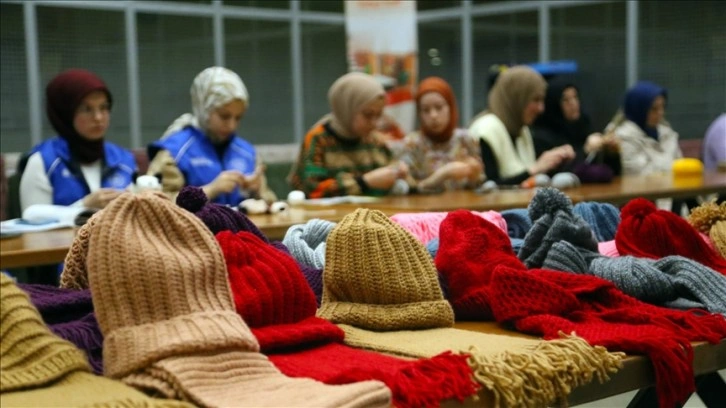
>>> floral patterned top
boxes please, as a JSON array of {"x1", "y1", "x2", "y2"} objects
[{"x1": 398, "y1": 128, "x2": 482, "y2": 190}]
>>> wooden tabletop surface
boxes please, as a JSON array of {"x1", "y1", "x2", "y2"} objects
[{"x1": 2, "y1": 172, "x2": 724, "y2": 269}]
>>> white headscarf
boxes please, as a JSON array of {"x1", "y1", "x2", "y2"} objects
[{"x1": 162, "y1": 66, "x2": 249, "y2": 138}]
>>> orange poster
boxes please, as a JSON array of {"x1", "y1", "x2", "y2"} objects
[{"x1": 345, "y1": 0, "x2": 418, "y2": 139}]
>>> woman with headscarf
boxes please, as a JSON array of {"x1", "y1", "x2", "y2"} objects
[
  {"x1": 468, "y1": 66, "x2": 575, "y2": 185},
  {"x1": 532, "y1": 79, "x2": 621, "y2": 175},
  {"x1": 606, "y1": 81, "x2": 681, "y2": 175},
  {"x1": 398, "y1": 77, "x2": 483, "y2": 192},
  {"x1": 289, "y1": 72, "x2": 410, "y2": 198},
  {"x1": 20, "y1": 69, "x2": 136, "y2": 212},
  {"x1": 147, "y1": 66, "x2": 276, "y2": 205}
]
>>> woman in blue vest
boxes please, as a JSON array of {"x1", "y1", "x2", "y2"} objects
[
  {"x1": 147, "y1": 66, "x2": 276, "y2": 205},
  {"x1": 20, "y1": 69, "x2": 136, "y2": 212}
]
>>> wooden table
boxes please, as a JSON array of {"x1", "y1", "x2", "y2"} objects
[
  {"x1": 572, "y1": 171, "x2": 726, "y2": 205},
  {"x1": 362, "y1": 171, "x2": 726, "y2": 213},
  {"x1": 0, "y1": 206, "x2": 367, "y2": 269},
  {"x1": 453, "y1": 321, "x2": 726, "y2": 406}
]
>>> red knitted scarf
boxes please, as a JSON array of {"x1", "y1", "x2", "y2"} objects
[{"x1": 435, "y1": 210, "x2": 726, "y2": 408}]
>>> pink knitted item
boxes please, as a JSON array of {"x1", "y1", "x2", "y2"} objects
[
  {"x1": 598, "y1": 241, "x2": 619, "y2": 257},
  {"x1": 390, "y1": 211, "x2": 507, "y2": 244}
]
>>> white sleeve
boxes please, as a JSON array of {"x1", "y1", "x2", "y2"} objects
[{"x1": 19, "y1": 152, "x2": 54, "y2": 213}]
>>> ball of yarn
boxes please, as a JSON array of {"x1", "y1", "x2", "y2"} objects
[
  {"x1": 287, "y1": 190, "x2": 306, "y2": 204},
  {"x1": 551, "y1": 172, "x2": 581, "y2": 189}
]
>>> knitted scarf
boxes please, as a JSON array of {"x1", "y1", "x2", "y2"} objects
[{"x1": 435, "y1": 209, "x2": 726, "y2": 408}]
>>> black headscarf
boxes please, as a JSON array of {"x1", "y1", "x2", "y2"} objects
[{"x1": 533, "y1": 79, "x2": 592, "y2": 161}]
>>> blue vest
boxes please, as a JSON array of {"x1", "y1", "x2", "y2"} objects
[
  {"x1": 149, "y1": 127, "x2": 257, "y2": 205},
  {"x1": 31, "y1": 137, "x2": 136, "y2": 206}
]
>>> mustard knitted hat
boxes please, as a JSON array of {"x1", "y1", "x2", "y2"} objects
[
  {"x1": 688, "y1": 200, "x2": 726, "y2": 259},
  {"x1": 0, "y1": 274, "x2": 191, "y2": 408},
  {"x1": 318, "y1": 208, "x2": 454, "y2": 330},
  {"x1": 86, "y1": 192, "x2": 390, "y2": 408}
]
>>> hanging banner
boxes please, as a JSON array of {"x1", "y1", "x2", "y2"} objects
[{"x1": 345, "y1": 0, "x2": 418, "y2": 140}]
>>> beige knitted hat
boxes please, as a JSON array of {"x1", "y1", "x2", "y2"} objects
[
  {"x1": 318, "y1": 208, "x2": 454, "y2": 330},
  {"x1": 59, "y1": 212, "x2": 99, "y2": 290},
  {"x1": 0, "y1": 273, "x2": 191, "y2": 408},
  {"x1": 86, "y1": 192, "x2": 390, "y2": 408}
]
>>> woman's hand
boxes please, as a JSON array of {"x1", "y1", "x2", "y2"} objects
[
  {"x1": 363, "y1": 163, "x2": 408, "y2": 190},
  {"x1": 83, "y1": 188, "x2": 123, "y2": 209},
  {"x1": 530, "y1": 145, "x2": 574, "y2": 174},
  {"x1": 203, "y1": 170, "x2": 246, "y2": 199}
]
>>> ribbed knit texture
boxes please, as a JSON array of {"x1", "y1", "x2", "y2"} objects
[
  {"x1": 318, "y1": 208, "x2": 455, "y2": 330},
  {"x1": 59, "y1": 213, "x2": 99, "y2": 289},
  {"x1": 542, "y1": 241, "x2": 726, "y2": 315},
  {"x1": 390, "y1": 210, "x2": 507, "y2": 244},
  {"x1": 500, "y1": 208, "x2": 532, "y2": 238},
  {"x1": 572, "y1": 201, "x2": 621, "y2": 242},
  {"x1": 17, "y1": 284, "x2": 102, "y2": 374},
  {"x1": 218, "y1": 230, "x2": 478, "y2": 408},
  {"x1": 318, "y1": 210, "x2": 622, "y2": 408},
  {"x1": 176, "y1": 185, "x2": 269, "y2": 241},
  {"x1": 282, "y1": 218, "x2": 335, "y2": 269},
  {"x1": 435, "y1": 209, "x2": 726, "y2": 408},
  {"x1": 616, "y1": 198, "x2": 726, "y2": 274},
  {"x1": 688, "y1": 200, "x2": 726, "y2": 258},
  {"x1": 519, "y1": 188, "x2": 598, "y2": 268},
  {"x1": 0, "y1": 274, "x2": 191, "y2": 408},
  {"x1": 85, "y1": 192, "x2": 391, "y2": 408}
]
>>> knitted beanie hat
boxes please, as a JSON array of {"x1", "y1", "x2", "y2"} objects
[
  {"x1": 319, "y1": 208, "x2": 454, "y2": 331},
  {"x1": 688, "y1": 200, "x2": 726, "y2": 258},
  {"x1": 519, "y1": 187, "x2": 598, "y2": 268},
  {"x1": 616, "y1": 198, "x2": 726, "y2": 274},
  {"x1": 282, "y1": 218, "x2": 336, "y2": 269},
  {"x1": 218, "y1": 230, "x2": 343, "y2": 352},
  {"x1": 436, "y1": 210, "x2": 525, "y2": 319},
  {"x1": 86, "y1": 192, "x2": 391, "y2": 408},
  {"x1": 0, "y1": 274, "x2": 192, "y2": 408},
  {"x1": 390, "y1": 210, "x2": 507, "y2": 244},
  {"x1": 500, "y1": 208, "x2": 532, "y2": 238},
  {"x1": 177, "y1": 185, "x2": 268, "y2": 241},
  {"x1": 573, "y1": 201, "x2": 621, "y2": 242},
  {"x1": 59, "y1": 212, "x2": 100, "y2": 289}
]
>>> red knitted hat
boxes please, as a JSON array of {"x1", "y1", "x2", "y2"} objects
[
  {"x1": 216, "y1": 230, "x2": 479, "y2": 407},
  {"x1": 615, "y1": 198, "x2": 726, "y2": 274},
  {"x1": 216, "y1": 231, "x2": 342, "y2": 352},
  {"x1": 435, "y1": 209, "x2": 526, "y2": 320}
]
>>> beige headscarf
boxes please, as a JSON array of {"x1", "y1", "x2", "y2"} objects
[
  {"x1": 162, "y1": 66, "x2": 249, "y2": 138},
  {"x1": 322, "y1": 72, "x2": 385, "y2": 140},
  {"x1": 486, "y1": 66, "x2": 547, "y2": 138}
]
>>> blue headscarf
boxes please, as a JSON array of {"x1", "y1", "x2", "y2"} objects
[{"x1": 623, "y1": 81, "x2": 667, "y2": 140}]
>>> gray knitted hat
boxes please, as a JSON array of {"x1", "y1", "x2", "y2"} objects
[
  {"x1": 518, "y1": 187, "x2": 598, "y2": 268},
  {"x1": 543, "y1": 241, "x2": 726, "y2": 315},
  {"x1": 573, "y1": 202, "x2": 621, "y2": 242},
  {"x1": 282, "y1": 219, "x2": 336, "y2": 269}
]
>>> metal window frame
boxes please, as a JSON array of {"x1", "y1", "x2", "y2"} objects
[{"x1": 6, "y1": 0, "x2": 632, "y2": 149}]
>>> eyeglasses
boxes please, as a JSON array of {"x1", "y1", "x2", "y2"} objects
[{"x1": 76, "y1": 104, "x2": 110, "y2": 118}]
